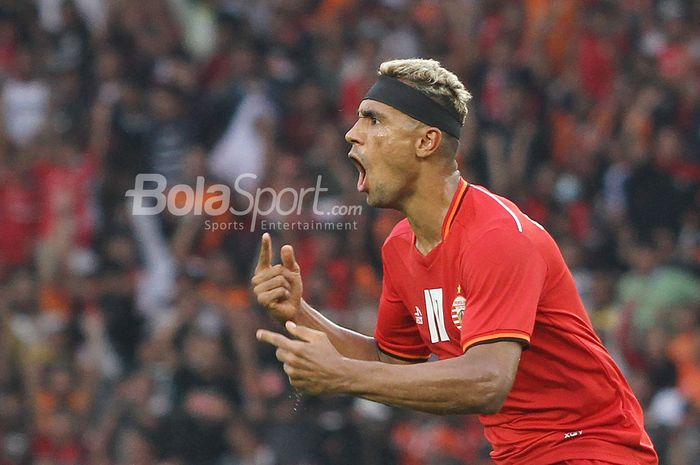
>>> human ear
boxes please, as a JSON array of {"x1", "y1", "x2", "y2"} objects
[{"x1": 415, "y1": 127, "x2": 442, "y2": 159}]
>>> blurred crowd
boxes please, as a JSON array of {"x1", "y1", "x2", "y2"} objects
[{"x1": 0, "y1": 0, "x2": 699, "y2": 464}]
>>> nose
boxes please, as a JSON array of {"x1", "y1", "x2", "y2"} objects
[{"x1": 345, "y1": 119, "x2": 362, "y2": 145}]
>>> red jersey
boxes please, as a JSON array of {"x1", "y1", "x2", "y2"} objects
[
  {"x1": 0, "y1": 176, "x2": 37, "y2": 265},
  {"x1": 34, "y1": 152, "x2": 99, "y2": 246},
  {"x1": 375, "y1": 179, "x2": 658, "y2": 465}
]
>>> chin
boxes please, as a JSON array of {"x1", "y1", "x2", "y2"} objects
[
  {"x1": 365, "y1": 191, "x2": 395, "y2": 209},
  {"x1": 366, "y1": 196, "x2": 383, "y2": 208},
  {"x1": 364, "y1": 192, "x2": 380, "y2": 207}
]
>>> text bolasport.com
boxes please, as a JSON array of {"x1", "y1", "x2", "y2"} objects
[{"x1": 125, "y1": 173, "x2": 362, "y2": 232}]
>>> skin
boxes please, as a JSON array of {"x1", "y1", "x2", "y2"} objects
[{"x1": 251, "y1": 98, "x2": 522, "y2": 415}]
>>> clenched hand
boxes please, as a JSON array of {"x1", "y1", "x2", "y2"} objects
[{"x1": 257, "y1": 321, "x2": 352, "y2": 395}]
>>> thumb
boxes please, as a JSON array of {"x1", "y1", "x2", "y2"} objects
[
  {"x1": 285, "y1": 321, "x2": 322, "y2": 342},
  {"x1": 281, "y1": 245, "x2": 300, "y2": 272}
]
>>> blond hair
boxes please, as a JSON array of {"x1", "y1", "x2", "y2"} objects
[{"x1": 378, "y1": 58, "x2": 472, "y2": 126}]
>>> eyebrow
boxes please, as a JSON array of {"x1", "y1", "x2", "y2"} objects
[{"x1": 358, "y1": 108, "x2": 384, "y2": 120}]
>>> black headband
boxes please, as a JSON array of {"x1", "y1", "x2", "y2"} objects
[{"x1": 363, "y1": 75, "x2": 463, "y2": 139}]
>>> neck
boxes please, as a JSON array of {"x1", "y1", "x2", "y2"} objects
[{"x1": 402, "y1": 170, "x2": 462, "y2": 255}]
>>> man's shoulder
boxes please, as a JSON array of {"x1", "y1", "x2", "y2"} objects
[
  {"x1": 449, "y1": 186, "x2": 514, "y2": 238},
  {"x1": 382, "y1": 218, "x2": 412, "y2": 251},
  {"x1": 454, "y1": 185, "x2": 546, "y2": 239}
]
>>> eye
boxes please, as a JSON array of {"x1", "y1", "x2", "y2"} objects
[{"x1": 358, "y1": 112, "x2": 379, "y2": 125}]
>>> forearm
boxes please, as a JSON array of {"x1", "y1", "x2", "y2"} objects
[
  {"x1": 294, "y1": 299, "x2": 380, "y2": 362},
  {"x1": 342, "y1": 350, "x2": 513, "y2": 415}
]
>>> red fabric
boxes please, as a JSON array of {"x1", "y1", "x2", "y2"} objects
[
  {"x1": 477, "y1": 14, "x2": 504, "y2": 54},
  {"x1": 568, "y1": 200, "x2": 592, "y2": 241},
  {"x1": 390, "y1": 417, "x2": 483, "y2": 465},
  {"x1": 657, "y1": 160, "x2": 700, "y2": 184},
  {"x1": 578, "y1": 32, "x2": 615, "y2": 100},
  {"x1": 325, "y1": 258, "x2": 352, "y2": 310},
  {"x1": 0, "y1": 46, "x2": 15, "y2": 74},
  {"x1": 551, "y1": 461, "x2": 621, "y2": 465},
  {"x1": 339, "y1": 76, "x2": 374, "y2": 124},
  {"x1": 658, "y1": 43, "x2": 690, "y2": 79},
  {"x1": 34, "y1": 152, "x2": 99, "y2": 246},
  {"x1": 31, "y1": 436, "x2": 84, "y2": 465},
  {"x1": 375, "y1": 180, "x2": 658, "y2": 465},
  {"x1": 0, "y1": 176, "x2": 37, "y2": 265},
  {"x1": 480, "y1": 69, "x2": 509, "y2": 123}
]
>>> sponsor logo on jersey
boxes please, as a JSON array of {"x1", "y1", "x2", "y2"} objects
[{"x1": 414, "y1": 306, "x2": 423, "y2": 324}]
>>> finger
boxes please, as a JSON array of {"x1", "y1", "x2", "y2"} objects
[
  {"x1": 285, "y1": 321, "x2": 324, "y2": 342},
  {"x1": 253, "y1": 275, "x2": 291, "y2": 296},
  {"x1": 256, "y1": 288, "x2": 289, "y2": 307},
  {"x1": 256, "y1": 329, "x2": 295, "y2": 350},
  {"x1": 281, "y1": 244, "x2": 300, "y2": 272},
  {"x1": 255, "y1": 233, "x2": 273, "y2": 272},
  {"x1": 275, "y1": 348, "x2": 288, "y2": 363},
  {"x1": 276, "y1": 348, "x2": 300, "y2": 365},
  {"x1": 283, "y1": 363, "x2": 296, "y2": 378},
  {"x1": 251, "y1": 264, "x2": 286, "y2": 287},
  {"x1": 282, "y1": 363, "x2": 309, "y2": 380}
]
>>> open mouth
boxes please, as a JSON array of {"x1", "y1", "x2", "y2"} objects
[{"x1": 349, "y1": 153, "x2": 367, "y2": 192}]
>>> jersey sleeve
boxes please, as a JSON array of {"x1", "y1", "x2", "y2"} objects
[
  {"x1": 460, "y1": 228, "x2": 547, "y2": 351},
  {"x1": 374, "y1": 251, "x2": 431, "y2": 362}
]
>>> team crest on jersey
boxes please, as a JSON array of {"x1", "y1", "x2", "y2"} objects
[{"x1": 451, "y1": 287, "x2": 466, "y2": 329}]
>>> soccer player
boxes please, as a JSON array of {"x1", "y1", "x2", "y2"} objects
[{"x1": 251, "y1": 59, "x2": 658, "y2": 465}]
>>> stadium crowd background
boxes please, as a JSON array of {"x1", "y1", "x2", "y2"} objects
[{"x1": 0, "y1": 0, "x2": 699, "y2": 464}]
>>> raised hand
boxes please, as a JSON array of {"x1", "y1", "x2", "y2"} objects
[{"x1": 251, "y1": 233, "x2": 303, "y2": 323}]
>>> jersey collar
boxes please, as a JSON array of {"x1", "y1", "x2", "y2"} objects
[
  {"x1": 441, "y1": 177, "x2": 469, "y2": 241},
  {"x1": 411, "y1": 177, "x2": 469, "y2": 267}
]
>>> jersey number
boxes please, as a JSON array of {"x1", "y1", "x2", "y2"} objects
[{"x1": 424, "y1": 288, "x2": 450, "y2": 343}]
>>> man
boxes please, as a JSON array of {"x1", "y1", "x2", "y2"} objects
[{"x1": 251, "y1": 59, "x2": 658, "y2": 465}]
